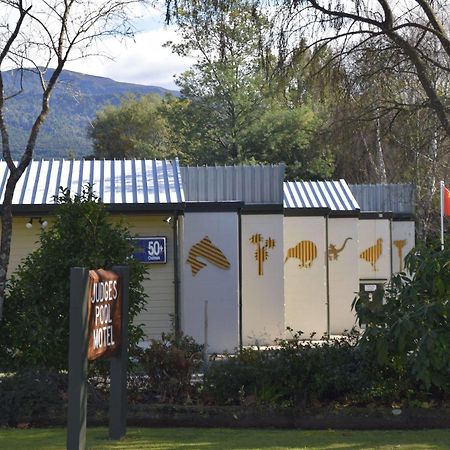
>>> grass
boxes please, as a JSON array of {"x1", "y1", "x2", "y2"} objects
[{"x1": 0, "y1": 427, "x2": 449, "y2": 449}]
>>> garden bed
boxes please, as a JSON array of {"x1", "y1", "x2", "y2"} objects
[{"x1": 15, "y1": 403, "x2": 450, "y2": 430}]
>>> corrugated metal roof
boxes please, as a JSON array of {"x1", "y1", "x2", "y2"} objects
[
  {"x1": 181, "y1": 164, "x2": 285, "y2": 204},
  {"x1": 283, "y1": 180, "x2": 360, "y2": 211},
  {"x1": 349, "y1": 183, "x2": 415, "y2": 215},
  {"x1": 0, "y1": 159, "x2": 185, "y2": 205}
]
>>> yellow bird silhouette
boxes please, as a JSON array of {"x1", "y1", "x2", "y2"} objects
[{"x1": 360, "y1": 238, "x2": 383, "y2": 271}]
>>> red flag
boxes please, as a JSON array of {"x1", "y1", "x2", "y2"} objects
[{"x1": 445, "y1": 186, "x2": 450, "y2": 217}]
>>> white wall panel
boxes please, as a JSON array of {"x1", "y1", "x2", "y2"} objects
[
  {"x1": 242, "y1": 214, "x2": 284, "y2": 345},
  {"x1": 358, "y1": 219, "x2": 391, "y2": 280},
  {"x1": 328, "y1": 217, "x2": 359, "y2": 333},
  {"x1": 181, "y1": 212, "x2": 239, "y2": 353},
  {"x1": 284, "y1": 216, "x2": 327, "y2": 339}
]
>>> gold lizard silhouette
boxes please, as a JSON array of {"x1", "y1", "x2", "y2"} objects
[{"x1": 328, "y1": 237, "x2": 352, "y2": 261}]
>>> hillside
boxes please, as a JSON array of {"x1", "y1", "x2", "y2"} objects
[{"x1": 2, "y1": 69, "x2": 178, "y2": 159}]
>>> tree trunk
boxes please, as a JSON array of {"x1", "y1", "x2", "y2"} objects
[
  {"x1": 0, "y1": 173, "x2": 20, "y2": 321},
  {"x1": 418, "y1": 132, "x2": 439, "y2": 241},
  {"x1": 376, "y1": 118, "x2": 387, "y2": 183}
]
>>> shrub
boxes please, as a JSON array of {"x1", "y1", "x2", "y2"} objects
[
  {"x1": 0, "y1": 369, "x2": 67, "y2": 426},
  {"x1": 204, "y1": 330, "x2": 372, "y2": 407},
  {"x1": 0, "y1": 185, "x2": 147, "y2": 371},
  {"x1": 137, "y1": 329, "x2": 204, "y2": 404},
  {"x1": 353, "y1": 244, "x2": 450, "y2": 395}
]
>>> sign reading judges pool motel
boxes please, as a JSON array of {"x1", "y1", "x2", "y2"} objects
[{"x1": 88, "y1": 269, "x2": 122, "y2": 361}]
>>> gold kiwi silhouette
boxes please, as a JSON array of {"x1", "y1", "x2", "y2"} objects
[
  {"x1": 360, "y1": 238, "x2": 383, "y2": 271},
  {"x1": 285, "y1": 240, "x2": 317, "y2": 269}
]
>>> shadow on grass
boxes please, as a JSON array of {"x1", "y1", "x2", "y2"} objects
[{"x1": 0, "y1": 427, "x2": 449, "y2": 449}]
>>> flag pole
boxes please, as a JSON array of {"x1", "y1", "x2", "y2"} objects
[{"x1": 440, "y1": 181, "x2": 445, "y2": 251}]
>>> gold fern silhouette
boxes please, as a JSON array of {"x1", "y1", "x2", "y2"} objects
[
  {"x1": 250, "y1": 234, "x2": 276, "y2": 276},
  {"x1": 360, "y1": 238, "x2": 383, "y2": 271}
]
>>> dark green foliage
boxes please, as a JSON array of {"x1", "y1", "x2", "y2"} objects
[
  {"x1": 0, "y1": 185, "x2": 147, "y2": 370},
  {"x1": 136, "y1": 329, "x2": 204, "y2": 404},
  {"x1": 0, "y1": 369, "x2": 67, "y2": 426},
  {"x1": 203, "y1": 331, "x2": 371, "y2": 407},
  {"x1": 353, "y1": 245, "x2": 450, "y2": 395},
  {"x1": 89, "y1": 94, "x2": 174, "y2": 159}
]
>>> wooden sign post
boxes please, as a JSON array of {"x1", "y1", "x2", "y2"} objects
[
  {"x1": 108, "y1": 265, "x2": 129, "y2": 440},
  {"x1": 67, "y1": 266, "x2": 129, "y2": 450}
]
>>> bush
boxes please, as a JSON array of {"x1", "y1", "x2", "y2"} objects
[
  {"x1": 353, "y1": 244, "x2": 450, "y2": 396},
  {"x1": 203, "y1": 330, "x2": 372, "y2": 407},
  {"x1": 136, "y1": 329, "x2": 204, "y2": 404},
  {"x1": 0, "y1": 185, "x2": 147, "y2": 371},
  {"x1": 0, "y1": 369, "x2": 67, "y2": 426}
]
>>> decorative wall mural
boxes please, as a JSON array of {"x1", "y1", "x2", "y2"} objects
[
  {"x1": 328, "y1": 237, "x2": 352, "y2": 261},
  {"x1": 360, "y1": 238, "x2": 383, "y2": 271},
  {"x1": 285, "y1": 240, "x2": 317, "y2": 269},
  {"x1": 393, "y1": 239, "x2": 407, "y2": 272},
  {"x1": 186, "y1": 236, "x2": 230, "y2": 276},
  {"x1": 249, "y1": 233, "x2": 276, "y2": 276}
]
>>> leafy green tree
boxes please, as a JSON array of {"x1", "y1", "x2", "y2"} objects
[
  {"x1": 242, "y1": 103, "x2": 334, "y2": 179},
  {"x1": 166, "y1": 0, "x2": 271, "y2": 163},
  {"x1": 89, "y1": 94, "x2": 174, "y2": 159},
  {"x1": 0, "y1": 185, "x2": 147, "y2": 370},
  {"x1": 163, "y1": 0, "x2": 333, "y2": 178},
  {"x1": 353, "y1": 245, "x2": 450, "y2": 394}
]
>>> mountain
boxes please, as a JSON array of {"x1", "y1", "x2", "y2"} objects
[{"x1": 2, "y1": 68, "x2": 179, "y2": 159}]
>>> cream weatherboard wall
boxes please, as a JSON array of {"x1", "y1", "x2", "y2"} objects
[
  {"x1": 8, "y1": 217, "x2": 49, "y2": 275},
  {"x1": 111, "y1": 214, "x2": 175, "y2": 342},
  {"x1": 284, "y1": 216, "x2": 327, "y2": 338},
  {"x1": 242, "y1": 214, "x2": 284, "y2": 345},
  {"x1": 358, "y1": 218, "x2": 392, "y2": 280},
  {"x1": 7, "y1": 214, "x2": 176, "y2": 343},
  {"x1": 180, "y1": 211, "x2": 239, "y2": 353},
  {"x1": 328, "y1": 217, "x2": 359, "y2": 333},
  {"x1": 392, "y1": 221, "x2": 415, "y2": 274}
]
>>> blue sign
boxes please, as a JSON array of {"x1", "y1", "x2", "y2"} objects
[{"x1": 132, "y1": 237, "x2": 167, "y2": 264}]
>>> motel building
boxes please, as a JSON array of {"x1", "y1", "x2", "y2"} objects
[{"x1": 0, "y1": 159, "x2": 415, "y2": 353}]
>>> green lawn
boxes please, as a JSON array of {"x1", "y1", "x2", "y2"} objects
[{"x1": 0, "y1": 428, "x2": 449, "y2": 449}]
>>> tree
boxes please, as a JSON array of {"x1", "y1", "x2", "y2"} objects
[
  {"x1": 165, "y1": 0, "x2": 450, "y2": 155},
  {"x1": 167, "y1": 0, "x2": 274, "y2": 163},
  {"x1": 0, "y1": 185, "x2": 147, "y2": 370},
  {"x1": 89, "y1": 94, "x2": 174, "y2": 159},
  {"x1": 163, "y1": 0, "x2": 333, "y2": 178},
  {"x1": 270, "y1": 0, "x2": 450, "y2": 137},
  {"x1": 0, "y1": 0, "x2": 143, "y2": 321},
  {"x1": 310, "y1": 36, "x2": 450, "y2": 239}
]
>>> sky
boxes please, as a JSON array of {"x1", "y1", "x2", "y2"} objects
[{"x1": 65, "y1": 4, "x2": 194, "y2": 91}]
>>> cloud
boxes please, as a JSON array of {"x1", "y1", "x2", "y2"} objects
[{"x1": 66, "y1": 27, "x2": 195, "y2": 90}]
